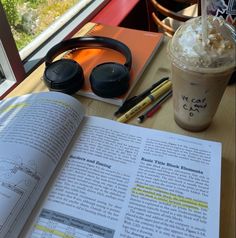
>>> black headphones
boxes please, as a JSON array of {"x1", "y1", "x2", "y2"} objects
[{"x1": 43, "y1": 36, "x2": 132, "y2": 98}]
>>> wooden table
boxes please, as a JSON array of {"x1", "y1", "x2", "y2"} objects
[{"x1": 5, "y1": 27, "x2": 235, "y2": 238}]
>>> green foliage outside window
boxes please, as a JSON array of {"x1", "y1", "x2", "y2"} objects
[
  {"x1": 1, "y1": 0, "x2": 18, "y2": 26},
  {"x1": 1, "y1": 0, "x2": 79, "y2": 50}
]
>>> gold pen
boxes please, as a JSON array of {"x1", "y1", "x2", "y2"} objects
[{"x1": 117, "y1": 80, "x2": 172, "y2": 123}]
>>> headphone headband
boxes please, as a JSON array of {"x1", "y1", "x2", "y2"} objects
[{"x1": 45, "y1": 36, "x2": 132, "y2": 70}]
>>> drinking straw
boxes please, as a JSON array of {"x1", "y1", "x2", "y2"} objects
[{"x1": 201, "y1": 0, "x2": 210, "y2": 46}]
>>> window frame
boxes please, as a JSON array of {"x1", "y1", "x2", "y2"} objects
[
  {"x1": 0, "y1": 0, "x2": 110, "y2": 99},
  {"x1": 0, "y1": 3, "x2": 25, "y2": 98}
]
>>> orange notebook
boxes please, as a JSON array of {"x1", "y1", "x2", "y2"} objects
[{"x1": 65, "y1": 22, "x2": 164, "y2": 105}]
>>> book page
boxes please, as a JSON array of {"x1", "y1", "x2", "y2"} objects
[
  {"x1": 29, "y1": 116, "x2": 221, "y2": 238},
  {"x1": 0, "y1": 92, "x2": 85, "y2": 238}
]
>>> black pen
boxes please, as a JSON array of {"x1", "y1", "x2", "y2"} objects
[{"x1": 114, "y1": 77, "x2": 169, "y2": 116}]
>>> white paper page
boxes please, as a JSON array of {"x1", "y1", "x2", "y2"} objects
[
  {"x1": 28, "y1": 116, "x2": 221, "y2": 238},
  {"x1": 0, "y1": 92, "x2": 85, "y2": 238}
]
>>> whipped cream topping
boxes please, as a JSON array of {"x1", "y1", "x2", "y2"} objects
[{"x1": 169, "y1": 16, "x2": 235, "y2": 70}]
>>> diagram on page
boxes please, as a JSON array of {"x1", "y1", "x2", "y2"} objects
[{"x1": 0, "y1": 155, "x2": 41, "y2": 232}]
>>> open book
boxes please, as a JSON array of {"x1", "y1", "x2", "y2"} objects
[{"x1": 0, "y1": 92, "x2": 221, "y2": 238}]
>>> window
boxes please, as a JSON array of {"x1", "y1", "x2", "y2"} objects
[{"x1": 0, "y1": 0, "x2": 110, "y2": 98}]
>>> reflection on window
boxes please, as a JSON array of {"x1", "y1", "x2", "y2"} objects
[
  {"x1": 1, "y1": 0, "x2": 90, "y2": 51},
  {"x1": 0, "y1": 65, "x2": 5, "y2": 84}
]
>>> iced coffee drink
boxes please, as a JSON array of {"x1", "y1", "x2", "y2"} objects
[{"x1": 168, "y1": 16, "x2": 236, "y2": 131}]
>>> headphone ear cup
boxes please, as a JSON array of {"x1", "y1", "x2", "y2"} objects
[
  {"x1": 43, "y1": 59, "x2": 84, "y2": 95},
  {"x1": 90, "y1": 62, "x2": 130, "y2": 98}
]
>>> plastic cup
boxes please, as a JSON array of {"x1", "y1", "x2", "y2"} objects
[{"x1": 168, "y1": 16, "x2": 236, "y2": 131}]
